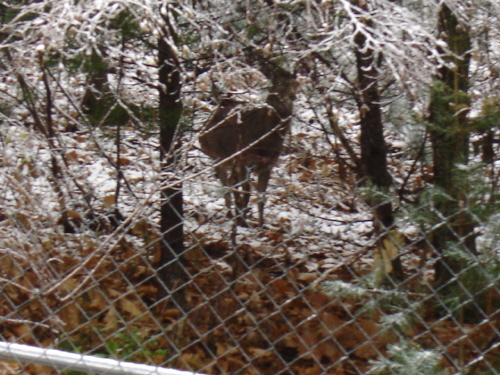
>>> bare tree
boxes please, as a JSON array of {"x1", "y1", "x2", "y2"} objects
[{"x1": 157, "y1": 2, "x2": 188, "y2": 308}]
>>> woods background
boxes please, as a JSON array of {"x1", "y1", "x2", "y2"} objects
[{"x1": 1, "y1": 0, "x2": 500, "y2": 374}]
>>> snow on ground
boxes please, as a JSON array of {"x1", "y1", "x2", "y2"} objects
[{"x1": 0, "y1": 83, "x2": 443, "y2": 288}]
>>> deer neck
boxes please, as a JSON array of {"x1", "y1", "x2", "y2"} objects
[{"x1": 266, "y1": 93, "x2": 293, "y2": 119}]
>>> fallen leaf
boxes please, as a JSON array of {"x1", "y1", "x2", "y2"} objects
[{"x1": 119, "y1": 297, "x2": 144, "y2": 317}]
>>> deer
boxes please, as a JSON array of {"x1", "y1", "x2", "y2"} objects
[{"x1": 199, "y1": 66, "x2": 298, "y2": 227}]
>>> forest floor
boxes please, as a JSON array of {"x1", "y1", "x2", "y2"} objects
[{"x1": 1, "y1": 107, "x2": 499, "y2": 375}]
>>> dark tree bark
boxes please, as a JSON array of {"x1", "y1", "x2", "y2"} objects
[
  {"x1": 352, "y1": 0, "x2": 403, "y2": 282},
  {"x1": 157, "y1": 18, "x2": 187, "y2": 309},
  {"x1": 428, "y1": 4, "x2": 476, "y2": 286},
  {"x1": 81, "y1": 48, "x2": 110, "y2": 126},
  {"x1": 40, "y1": 63, "x2": 75, "y2": 234}
]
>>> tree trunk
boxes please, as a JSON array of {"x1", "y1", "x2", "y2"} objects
[
  {"x1": 352, "y1": 0, "x2": 403, "y2": 282},
  {"x1": 81, "y1": 48, "x2": 110, "y2": 126},
  {"x1": 157, "y1": 25, "x2": 187, "y2": 309},
  {"x1": 428, "y1": 4, "x2": 476, "y2": 286}
]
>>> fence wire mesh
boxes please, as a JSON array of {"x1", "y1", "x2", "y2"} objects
[
  {"x1": 1, "y1": 105, "x2": 499, "y2": 375},
  {"x1": 1, "y1": 1, "x2": 500, "y2": 375}
]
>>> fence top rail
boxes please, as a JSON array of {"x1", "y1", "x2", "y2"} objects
[{"x1": 0, "y1": 342, "x2": 208, "y2": 375}]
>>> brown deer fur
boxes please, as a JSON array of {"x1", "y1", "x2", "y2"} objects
[{"x1": 199, "y1": 68, "x2": 297, "y2": 226}]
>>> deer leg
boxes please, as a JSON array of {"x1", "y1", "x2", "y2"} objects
[
  {"x1": 214, "y1": 165, "x2": 233, "y2": 218},
  {"x1": 256, "y1": 169, "x2": 271, "y2": 226},
  {"x1": 238, "y1": 179, "x2": 252, "y2": 227},
  {"x1": 233, "y1": 166, "x2": 251, "y2": 227}
]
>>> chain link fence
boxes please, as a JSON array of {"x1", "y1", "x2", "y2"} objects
[
  {"x1": 0, "y1": 2, "x2": 499, "y2": 373},
  {"x1": 1, "y1": 103, "x2": 499, "y2": 375}
]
